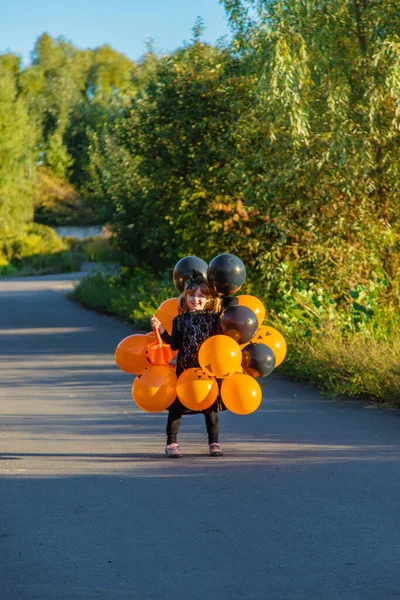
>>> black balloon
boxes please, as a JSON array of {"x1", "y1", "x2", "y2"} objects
[
  {"x1": 173, "y1": 256, "x2": 208, "y2": 293},
  {"x1": 207, "y1": 253, "x2": 246, "y2": 296},
  {"x1": 241, "y1": 342, "x2": 276, "y2": 378},
  {"x1": 219, "y1": 305, "x2": 258, "y2": 345}
]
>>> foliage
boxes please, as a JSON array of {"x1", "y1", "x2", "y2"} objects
[
  {"x1": 86, "y1": 40, "x2": 252, "y2": 269},
  {"x1": 0, "y1": 54, "x2": 38, "y2": 237},
  {"x1": 84, "y1": 3, "x2": 400, "y2": 325},
  {"x1": 19, "y1": 33, "x2": 137, "y2": 189},
  {"x1": 33, "y1": 165, "x2": 100, "y2": 225},
  {"x1": 69, "y1": 234, "x2": 120, "y2": 263},
  {"x1": 1, "y1": 222, "x2": 64, "y2": 257},
  {"x1": 0, "y1": 222, "x2": 80, "y2": 275}
]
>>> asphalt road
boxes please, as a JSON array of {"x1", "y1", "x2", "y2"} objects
[{"x1": 1, "y1": 269, "x2": 400, "y2": 600}]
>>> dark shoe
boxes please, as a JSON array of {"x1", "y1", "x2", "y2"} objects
[
  {"x1": 165, "y1": 443, "x2": 183, "y2": 458},
  {"x1": 209, "y1": 443, "x2": 223, "y2": 457}
]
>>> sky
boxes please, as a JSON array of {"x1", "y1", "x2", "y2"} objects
[{"x1": 0, "y1": 0, "x2": 232, "y2": 67}]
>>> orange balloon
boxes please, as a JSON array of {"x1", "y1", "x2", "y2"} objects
[
  {"x1": 176, "y1": 368, "x2": 218, "y2": 411},
  {"x1": 221, "y1": 373, "x2": 262, "y2": 415},
  {"x1": 198, "y1": 335, "x2": 242, "y2": 378},
  {"x1": 115, "y1": 334, "x2": 150, "y2": 374},
  {"x1": 156, "y1": 298, "x2": 180, "y2": 335},
  {"x1": 237, "y1": 295, "x2": 266, "y2": 326},
  {"x1": 132, "y1": 365, "x2": 177, "y2": 412},
  {"x1": 250, "y1": 326, "x2": 287, "y2": 367}
]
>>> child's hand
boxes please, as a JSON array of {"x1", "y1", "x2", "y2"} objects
[{"x1": 150, "y1": 314, "x2": 162, "y2": 331}]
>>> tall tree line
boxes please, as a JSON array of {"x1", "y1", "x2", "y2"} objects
[
  {"x1": 88, "y1": 0, "x2": 400, "y2": 315},
  {"x1": 0, "y1": 33, "x2": 141, "y2": 235}
]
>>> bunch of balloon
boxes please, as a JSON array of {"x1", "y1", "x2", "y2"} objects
[
  {"x1": 237, "y1": 305, "x2": 287, "y2": 405},
  {"x1": 198, "y1": 326, "x2": 265, "y2": 416},
  {"x1": 206, "y1": 254, "x2": 285, "y2": 415},
  {"x1": 114, "y1": 295, "x2": 180, "y2": 412},
  {"x1": 225, "y1": 288, "x2": 287, "y2": 375}
]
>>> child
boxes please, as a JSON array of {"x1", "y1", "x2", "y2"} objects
[{"x1": 150, "y1": 270, "x2": 225, "y2": 458}]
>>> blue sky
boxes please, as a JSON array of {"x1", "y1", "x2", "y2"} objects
[{"x1": 0, "y1": 0, "x2": 231, "y2": 67}]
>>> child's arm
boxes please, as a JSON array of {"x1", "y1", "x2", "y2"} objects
[
  {"x1": 160, "y1": 329, "x2": 174, "y2": 346},
  {"x1": 162, "y1": 317, "x2": 182, "y2": 350}
]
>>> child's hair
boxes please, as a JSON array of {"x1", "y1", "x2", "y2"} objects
[{"x1": 178, "y1": 277, "x2": 221, "y2": 313}]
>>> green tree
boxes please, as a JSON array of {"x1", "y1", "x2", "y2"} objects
[
  {"x1": 65, "y1": 44, "x2": 136, "y2": 189},
  {"x1": 19, "y1": 34, "x2": 137, "y2": 222},
  {"x1": 0, "y1": 54, "x2": 38, "y2": 236},
  {"x1": 20, "y1": 33, "x2": 92, "y2": 177},
  {"x1": 218, "y1": 0, "x2": 400, "y2": 313},
  {"x1": 87, "y1": 39, "x2": 250, "y2": 268}
]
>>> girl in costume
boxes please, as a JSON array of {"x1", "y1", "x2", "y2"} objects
[{"x1": 151, "y1": 270, "x2": 234, "y2": 458}]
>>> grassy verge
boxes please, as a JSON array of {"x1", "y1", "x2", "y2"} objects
[
  {"x1": 280, "y1": 327, "x2": 400, "y2": 405},
  {"x1": 72, "y1": 268, "x2": 400, "y2": 407}
]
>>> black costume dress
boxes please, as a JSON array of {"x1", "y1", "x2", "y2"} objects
[
  {"x1": 162, "y1": 311, "x2": 218, "y2": 375},
  {"x1": 161, "y1": 310, "x2": 224, "y2": 415}
]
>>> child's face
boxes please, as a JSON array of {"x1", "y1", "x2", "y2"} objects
[{"x1": 187, "y1": 287, "x2": 209, "y2": 311}]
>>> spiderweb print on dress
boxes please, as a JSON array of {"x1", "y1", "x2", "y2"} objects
[{"x1": 175, "y1": 312, "x2": 219, "y2": 375}]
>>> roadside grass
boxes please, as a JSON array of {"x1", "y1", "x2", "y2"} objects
[
  {"x1": 0, "y1": 249, "x2": 79, "y2": 276},
  {"x1": 72, "y1": 268, "x2": 400, "y2": 407},
  {"x1": 281, "y1": 327, "x2": 400, "y2": 405}
]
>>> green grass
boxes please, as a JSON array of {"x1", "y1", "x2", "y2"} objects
[{"x1": 281, "y1": 326, "x2": 400, "y2": 405}]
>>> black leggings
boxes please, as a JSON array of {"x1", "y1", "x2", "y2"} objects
[{"x1": 166, "y1": 400, "x2": 219, "y2": 445}]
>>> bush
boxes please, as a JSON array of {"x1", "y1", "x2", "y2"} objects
[
  {"x1": 33, "y1": 165, "x2": 100, "y2": 226},
  {"x1": 72, "y1": 267, "x2": 176, "y2": 330},
  {"x1": 1, "y1": 222, "x2": 64, "y2": 259},
  {"x1": 0, "y1": 222, "x2": 80, "y2": 275},
  {"x1": 70, "y1": 234, "x2": 120, "y2": 264}
]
